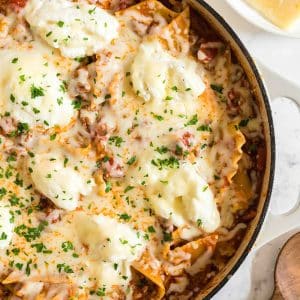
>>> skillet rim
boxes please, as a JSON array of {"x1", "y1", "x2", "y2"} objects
[{"x1": 189, "y1": 1, "x2": 276, "y2": 299}]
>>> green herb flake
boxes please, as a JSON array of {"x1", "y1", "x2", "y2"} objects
[
  {"x1": 50, "y1": 133, "x2": 57, "y2": 141},
  {"x1": 30, "y1": 85, "x2": 45, "y2": 98},
  {"x1": 163, "y1": 231, "x2": 172, "y2": 242},
  {"x1": 118, "y1": 213, "x2": 131, "y2": 221},
  {"x1": 57, "y1": 263, "x2": 74, "y2": 273},
  {"x1": 202, "y1": 185, "x2": 208, "y2": 192},
  {"x1": 151, "y1": 113, "x2": 164, "y2": 121},
  {"x1": 151, "y1": 156, "x2": 179, "y2": 170},
  {"x1": 165, "y1": 95, "x2": 173, "y2": 101},
  {"x1": 239, "y1": 118, "x2": 249, "y2": 127},
  {"x1": 11, "y1": 57, "x2": 18, "y2": 64},
  {"x1": 61, "y1": 241, "x2": 74, "y2": 252},
  {"x1": 105, "y1": 181, "x2": 112, "y2": 193},
  {"x1": 0, "y1": 232, "x2": 7, "y2": 240},
  {"x1": 126, "y1": 156, "x2": 136, "y2": 165},
  {"x1": 96, "y1": 287, "x2": 106, "y2": 296},
  {"x1": 10, "y1": 94, "x2": 15, "y2": 103},
  {"x1": 185, "y1": 114, "x2": 198, "y2": 126},
  {"x1": 197, "y1": 124, "x2": 212, "y2": 132},
  {"x1": 72, "y1": 98, "x2": 82, "y2": 110},
  {"x1": 57, "y1": 20, "x2": 64, "y2": 27},
  {"x1": 155, "y1": 146, "x2": 169, "y2": 154},
  {"x1": 108, "y1": 136, "x2": 124, "y2": 147},
  {"x1": 197, "y1": 219, "x2": 202, "y2": 227},
  {"x1": 210, "y1": 84, "x2": 223, "y2": 94},
  {"x1": 124, "y1": 185, "x2": 134, "y2": 193},
  {"x1": 148, "y1": 226, "x2": 156, "y2": 233}
]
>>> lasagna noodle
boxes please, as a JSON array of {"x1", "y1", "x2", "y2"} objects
[
  {"x1": 116, "y1": 0, "x2": 178, "y2": 21},
  {"x1": 158, "y1": 7, "x2": 190, "y2": 55},
  {"x1": 132, "y1": 250, "x2": 166, "y2": 300}
]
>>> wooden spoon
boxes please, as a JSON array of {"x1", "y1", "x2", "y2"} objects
[{"x1": 272, "y1": 232, "x2": 300, "y2": 300}]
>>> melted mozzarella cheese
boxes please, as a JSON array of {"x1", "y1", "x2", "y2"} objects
[
  {"x1": 75, "y1": 213, "x2": 145, "y2": 288},
  {"x1": 127, "y1": 150, "x2": 220, "y2": 233},
  {"x1": 24, "y1": 0, "x2": 119, "y2": 58},
  {"x1": 29, "y1": 142, "x2": 95, "y2": 210},
  {"x1": 131, "y1": 40, "x2": 205, "y2": 103},
  {"x1": 0, "y1": 205, "x2": 14, "y2": 249},
  {"x1": 0, "y1": 47, "x2": 75, "y2": 128}
]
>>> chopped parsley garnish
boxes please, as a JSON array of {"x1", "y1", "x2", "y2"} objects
[
  {"x1": 57, "y1": 97, "x2": 63, "y2": 105},
  {"x1": 0, "y1": 232, "x2": 7, "y2": 240},
  {"x1": 175, "y1": 144, "x2": 183, "y2": 156},
  {"x1": 239, "y1": 118, "x2": 250, "y2": 127},
  {"x1": 118, "y1": 213, "x2": 131, "y2": 221},
  {"x1": 50, "y1": 133, "x2": 57, "y2": 141},
  {"x1": 63, "y1": 157, "x2": 69, "y2": 167},
  {"x1": 210, "y1": 84, "x2": 223, "y2": 94},
  {"x1": 108, "y1": 136, "x2": 124, "y2": 147},
  {"x1": 14, "y1": 221, "x2": 48, "y2": 242},
  {"x1": 25, "y1": 259, "x2": 32, "y2": 276},
  {"x1": 119, "y1": 238, "x2": 128, "y2": 244},
  {"x1": 31, "y1": 242, "x2": 52, "y2": 254},
  {"x1": 15, "y1": 263, "x2": 23, "y2": 270},
  {"x1": 197, "y1": 219, "x2": 202, "y2": 227},
  {"x1": 30, "y1": 85, "x2": 45, "y2": 98},
  {"x1": 61, "y1": 241, "x2": 74, "y2": 252},
  {"x1": 126, "y1": 156, "x2": 136, "y2": 165},
  {"x1": 10, "y1": 94, "x2": 15, "y2": 103},
  {"x1": 105, "y1": 181, "x2": 112, "y2": 193},
  {"x1": 151, "y1": 113, "x2": 164, "y2": 121},
  {"x1": 124, "y1": 185, "x2": 134, "y2": 193},
  {"x1": 11, "y1": 248, "x2": 20, "y2": 255},
  {"x1": 162, "y1": 231, "x2": 173, "y2": 242},
  {"x1": 46, "y1": 31, "x2": 52, "y2": 37},
  {"x1": 11, "y1": 57, "x2": 18, "y2": 64},
  {"x1": 57, "y1": 263, "x2": 74, "y2": 273},
  {"x1": 59, "y1": 81, "x2": 67, "y2": 93},
  {"x1": 72, "y1": 97, "x2": 82, "y2": 110},
  {"x1": 202, "y1": 185, "x2": 208, "y2": 192},
  {"x1": 19, "y1": 74, "x2": 26, "y2": 82},
  {"x1": 32, "y1": 107, "x2": 40, "y2": 114},
  {"x1": 165, "y1": 95, "x2": 173, "y2": 101},
  {"x1": 88, "y1": 7, "x2": 96, "y2": 14},
  {"x1": 197, "y1": 124, "x2": 212, "y2": 132},
  {"x1": 57, "y1": 20, "x2": 64, "y2": 27},
  {"x1": 155, "y1": 146, "x2": 169, "y2": 154},
  {"x1": 171, "y1": 86, "x2": 178, "y2": 92},
  {"x1": 0, "y1": 187, "x2": 7, "y2": 199},
  {"x1": 96, "y1": 287, "x2": 106, "y2": 296},
  {"x1": 151, "y1": 156, "x2": 179, "y2": 170},
  {"x1": 9, "y1": 122, "x2": 29, "y2": 137},
  {"x1": 185, "y1": 114, "x2": 198, "y2": 126},
  {"x1": 148, "y1": 226, "x2": 156, "y2": 233}
]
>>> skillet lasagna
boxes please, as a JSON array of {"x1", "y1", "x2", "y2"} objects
[{"x1": 0, "y1": 0, "x2": 266, "y2": 299}]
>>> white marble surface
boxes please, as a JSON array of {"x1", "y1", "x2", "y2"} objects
[{"x1": 202, "y1": 1, "x2": 300, "y2": 299}]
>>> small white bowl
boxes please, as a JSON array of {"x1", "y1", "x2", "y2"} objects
[{"x1": 225, "y1": 0, "x2": 300, "y2": 38}]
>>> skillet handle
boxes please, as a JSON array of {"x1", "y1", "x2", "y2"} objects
[
  {"x1": 254, "y1": 208, "x2": 300, "y2": 250},
  {"x1": 256, "y1": 60, "x2": 300, "y2": 106},
  {"x1": 252, "y1": 60, "x2": 300, "y2": 250}
]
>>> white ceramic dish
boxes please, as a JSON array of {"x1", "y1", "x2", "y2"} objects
[{"x1": 225, "y1": 0, "x2": 300, "y2": 38}]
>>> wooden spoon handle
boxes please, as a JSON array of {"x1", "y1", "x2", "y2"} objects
[{"x1": 272, "y1": 284, "x2": 284, "y2": 300}]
